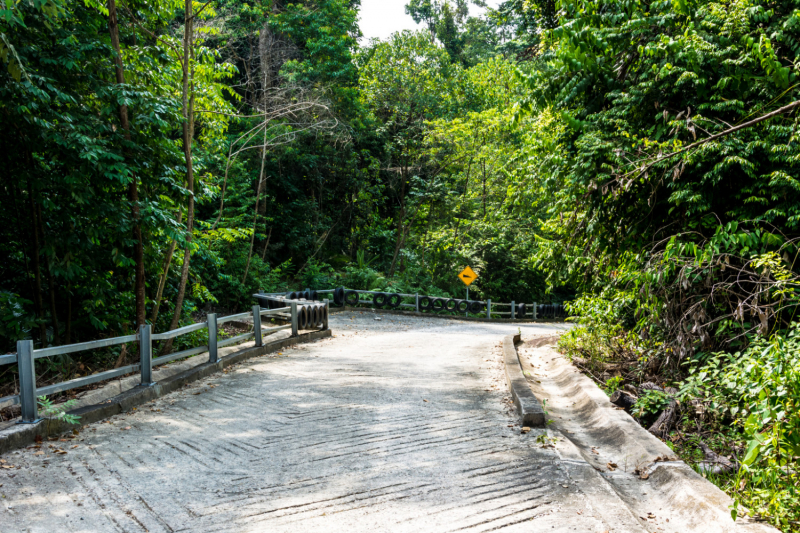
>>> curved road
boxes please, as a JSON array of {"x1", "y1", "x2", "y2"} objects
[{"x1": 3, "y1": 312, "x2": 668, "y2": 532}]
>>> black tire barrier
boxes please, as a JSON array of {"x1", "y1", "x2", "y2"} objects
[
  {"x1": 298, "y1": 306, "x2": 309, "y2": 329},
  {"x1": 432, "y1": 298, "x2": 445, "y2": 312},
  {"x1": 373, "y1": 292, "x2": 387, "y2": 308},
  {"x1": 319, "y1": 304, "x2": 328, "y2": 325},
  {"x1": 387, "y1": 293, "x2": 402, "y2": 308},
  {"x1": 469, "y1": 300, "x2": 483, "y2": 314},
  {"x1": 345, "y1": 290, "x2": 359, "y2": 306},
  {"x1": 303, "y1": 290, "x2": 312, "y2": 300},
  {"x1": 419, "y1": 296, "x2": 432, "y2": 311},
  {"x1": 310, "y1": 290, "x2": 319, "y2": 301},
  {"x1": 445, "y1": 299, "x2": 457, "y2": 312},
  {"x1": 287, "y1": 291, "x2": 296, "y2": 300},
  {"x1": 517, "y1": 303, "x2": 527, "y2": 319},
  {"x1": 333, "y1": 287, "x2": 344, "y2": 306},
  {"x1": 456, "y1": 300, "x2": 469, "y2": 313}
]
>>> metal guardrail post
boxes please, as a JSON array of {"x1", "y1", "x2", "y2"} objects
[
  {"x1": 533, "y1": 302, "x2": 538, "y2": 320},
  {"x1": 415, "y1": 294, "x2": 419, "y2": 313},
  {"x1": 140, "y1": 324, "x2": 153, "y2": 386},
  {"x1": 208, "y1": 313, "x2": 218, "y2": 363},
  {"x1": 252, "y1": 305, "x2": 263, "y2": 347},
  {"x1": 511, "y1": 301, "x2": 515, "y2": 320},
  {"x1": 323, "y1": 299, "x2": 329, "y2": 331},
  {"x1": 291, "y1": 301, "x2": 298, "y2": 337},
  {"x1": 487, "y1": 299, "x2": 492, "y2": 319},
  {"x1": 17, "y1": 340, "x2": 39, "y2": 424}
]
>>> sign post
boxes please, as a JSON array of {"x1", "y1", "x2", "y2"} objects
[{"x1": 458, "y1": 266, "x2": 478, "y2": 316}]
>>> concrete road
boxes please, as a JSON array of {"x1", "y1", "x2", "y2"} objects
[{"x1": 2, "y1": 312, "x2": 653, "y2": 533}]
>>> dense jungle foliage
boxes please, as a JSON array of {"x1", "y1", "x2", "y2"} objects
[{"x1": 1, "y1": 0, "x2": 799, "y2": 528}]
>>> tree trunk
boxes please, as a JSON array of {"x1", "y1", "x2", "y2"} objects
[
  {"x1": 27, "y1": 180, "x2": 48, "y2": 347},
  {"x1": 648, "y1": 387, "x2": 679, "y2": 439},
  {"x1": 151, "y1": 210, "x2": 183, "y2": 326},
  {"x1": 261, "y1": 226, "x2": 272, "y2": 261},
  {"x1": 610, "y1": 390, "x2": 637, "y2": 410},
  {"x1": 161, "y1": 3, "x2": 195, "y2": 355},
  {"x1": 65, "y1": 286, "x2": 72, "y2": 345},
  {"x1": 388, "y1": 165, "x2": 407, "y2": 276},
  {"x1": 107, "y1": 0, "x2": 145, "y2": 329},
  {"x1": 39, "y1": 204, "x2": 61, "y2": 345},
  {"x1": 482, "y1": 159, "x2": 486, "y2": 218},
  {"x1": 242, "y1": 125, "x2": 269, "y2": 284}
]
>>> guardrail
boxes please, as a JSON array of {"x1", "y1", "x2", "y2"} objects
[
  {"x1": 256, "y1": 288, "x2": 568, "y2": 320},
  {"x1": 2, "y1": 297, "x2": 329, "y2": 424}
]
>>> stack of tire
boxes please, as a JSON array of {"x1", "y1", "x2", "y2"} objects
[
  {"x1": 285, "y1": 290, "x2": 318, "y2": 302},
  {"x1": 536, "y1": 304, "x2": 565, "y2": 319},
  {"x1": 294, "y1": 302, "x2": 327, "y2": 330},
  {"x1": 335, "y1": 288, "x2": 404, "y2": 309},
  {"x1": 418, "y1": 297, "x2": 484, "y2": 314}
]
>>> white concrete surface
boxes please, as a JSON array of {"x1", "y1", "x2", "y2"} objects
[{"x1": 0, "y1": 312, "x2": 753, "y2": 532}]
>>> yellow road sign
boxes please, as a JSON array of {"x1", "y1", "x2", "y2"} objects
[{"x1": 458, "y1": 266, "x2": 478, "y2": 286}]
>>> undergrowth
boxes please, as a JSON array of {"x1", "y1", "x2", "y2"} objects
[{"x1": 560, "y1": 297, "x2": 800, "y2": 532}]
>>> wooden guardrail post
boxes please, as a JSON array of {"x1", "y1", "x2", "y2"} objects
[
  {"x1": 252, "y1": 305, "x2": 263, "y2": 347},
  {"x1": 140, "y1": 324, "x2": 153, "y2": 386},
  {"x1": 415, "y1": 294, "x2": 419, "y2": 313},
  {"x1": 511, "y1": 301, "x2": 515, "y2": 320},
  {"x1": 207, "y1": 313, "x2": 218, "y2": 363},
  {"x1": 533, "y1": 302, "x2": 538, "y2": 320},
  {"x1": 291, "y1": 301, "x2": 298, "y2": 337},
  {"x1": 323, "y1": 299, "x2": 329, "y2": 331},
  {"x1": 487, "y1": 299, "x2": 492, "y2": 319},
  {"x1": 17, "y1": 340, "x2": 39, "y2": 423}
]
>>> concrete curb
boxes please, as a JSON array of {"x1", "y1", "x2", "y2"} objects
[
  {"x1": 331, "y1": 305, "x2": 565, "y2": 324},
  {"x1": 502, "y1": 334, "x2": 546, "y2": 427},
  {"x1": 518, "y1": 340, "x2": 777, "y2": 532},
  {"x1": 0, "y1": 329, "x2": 331, "y2": 455}
]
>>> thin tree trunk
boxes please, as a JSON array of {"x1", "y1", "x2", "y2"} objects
[
  {"x1": 65, "y1": 285, "x2": 72, "y2": 345},
  {"x1": 108, "y1": 0, "x2": 145, "y2": 329},
  {"x1": 482, "y1": 159, "x2": 486, "y2": 218},
  {"x1": 151, "y1": 210, "x2": 183, "y2": 326},
  {"x1": 39, "y1": 204, "x2": 61, "y2": 345},
  {"x1": 242, "y1": 125, "x2": 269, "y2": 284},
  {"x1": 27, "y1": 180, "x2": 47, "y2": 347},
  {"x1": 261, "y1": 226, "x2": 272, "y2": 261},
  {"x1": 388, "y1": 165, "x2": 407, "y2": 276},
  {"x1": 161, "y1": 3, "x2": 195, "y2": 355}
]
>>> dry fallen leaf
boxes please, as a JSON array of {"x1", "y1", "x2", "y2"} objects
[
  {"x1": 33, "y1": 451, "x2": 44, "y2": 456},
  {"x1": 607, "y1": 462, "x2": 618, "y2": 471},
  {"x1": 1, "y1": 465, "x2": 13, "y2": 469},
  {"x1": 521, "y1": 427, "x2": 531, "y2": 434},
  {"x1": 423, "y1": 399, "x2": 429, "y2": 402},
  {"x1": 122, "y1": 426, "x2": 131, "y2": 430},
  {"x1": 71, "y1": 445, "x2": 78, "y2": 449}
]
